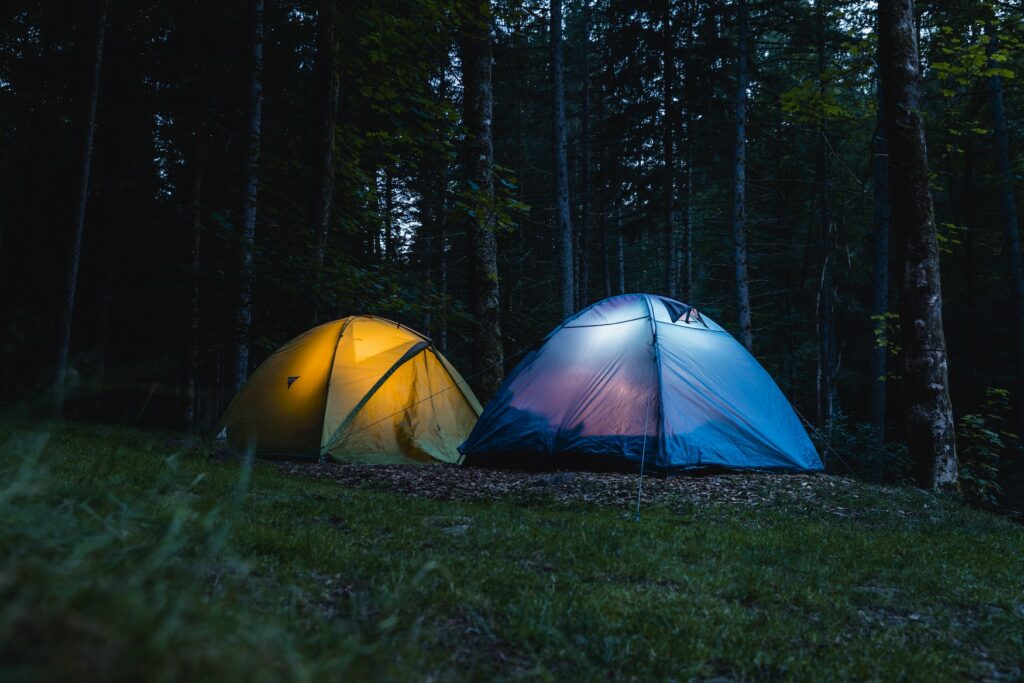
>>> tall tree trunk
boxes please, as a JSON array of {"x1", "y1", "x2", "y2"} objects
[
  {"x1": 731, "y1": 0, "x2": 753, "y2": 351},
  {"x1": 878, "y1": 0, "x2": 958, "y2": 489},
  {"x1": 233, "y1": 0, "x2": 263, "y2": 393},
  {"x1": 868, "y1": 96, "x2": 890, "y2": 439},
  {"x1": 659, "y1": 0, "x2": 675, "y2": 299},
  {"x1": 460, "y1": 0, "x2": 504, "y2": 398},
  {"x1": 310, "y1": 3, "x2": 338, "y2": 324},
  {"x1": 986, "y1": 21, "x2": 1024, "y2": 437},
  {"x1": 53, "y1": 0, "x2": 107, "y2": 413},
  {"x1": 439, "y1": 216, "x2": 448, "y2": 353},
  {"x1": 680, "y1": 0, "x2": 694, "y2": 303},
  {"x1": 419, "y1": 64, "x2": 449, "y2": 341},
  {"x1": 551, "y1": 0, "x2": 574, "y2": 317},
  {"x1": 186, "y1": 154, "x2": 203, "y2": 432},
  {"x1": 663, "y1": 0, "x2": 678, "y2": 298},
  {"x1": 598, "y1": 162, "x2": 609, "y2": 299},
  {"x1": 579, "y1": 0, "x2": 592, "y2": 308},
  {"x1": 961, "y1": 137, "x2": 977, "y2": 368},
  {"x1": 617, "y1": 209, "x2": 626, "y2": 294},
  {"x1": 597, "y1": 76, "x2": 612, "y2": 300},
  {"x1": 815, "y1": 0, "x2": 837, "y2": 424}
]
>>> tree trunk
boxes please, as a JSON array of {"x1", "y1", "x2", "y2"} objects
[
  {"x1": 986, "y1": 22, "x2": 1024, "y2": 438},
  {"x1": 683, "y1": 127, "x2": 693, "y2": 302},
  {"x1": 93, "y1": 258, "x2": 113, "y2": 396},
  {"x1": 233, "y1": 0, "x2": 263, "y2": 393},
  {"x1": 310, "y1": 3, "x2": 338, "y2": 324},
  {"x1": 419, "y1": 69, "x2": 448, "y2": 340},
  {"x1": 551, "y1": 0, "x2": 574, "y2": 317},
  {"x1": 617, "y1": 209, "x2": 626, "y2": 294},
  {"x1": 663, "y1": 0, "x2": 678, "y2": 298},
  {"x1": 961, "y1": 137, "x2": 977, "y2": 367},
  {"x1": 383, "y1": 167, "x2": 395, "y2": 260},
  {"x1": 731, "y1": 0, "x2": 753, "y2": 351},
  {"x1": 815, "y1": 1, "x2": 837, "y2": 424},
  {"x1": 186, "y1": 154, "x2": 203, "y2": 432},
  {"x1": 53, "y1": 0, "x2": 107, "y2": 413},
  {"x1": 579, "y1": 0, "x2": 592, "y2": 308},
  {"x1": 868, "y1": 96, "x2": 890, "y2": 439},
  {"x1": 597, "y1": 76, "x2": 612, "y2": 300},
  {"x1": 680, "y1": 0, "x2": 694, "y2": 303},
  {"x1": 659, "y1": 0, "x2": 675, "y2": 296},
  {"x1": 439, "y1": 215, "x2": 448, "y2": 353},
  {"x1": 878, "y1": 0, "x2": 958, "y2": 489},
  {"x1": 459, "y1": 0, "x2": 504, "y2": 398}
]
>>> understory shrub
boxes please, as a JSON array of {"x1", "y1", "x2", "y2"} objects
[
  {"x1": 958, "y1": 388, "x2": 1015, "y2": 511},
  {"x1": 810, "y1": 411, "x2": 912, "y2": 484}
]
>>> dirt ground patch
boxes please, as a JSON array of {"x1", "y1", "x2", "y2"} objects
[{"x1": 274, "y1": 460, "x2": 868, "y2": 512}]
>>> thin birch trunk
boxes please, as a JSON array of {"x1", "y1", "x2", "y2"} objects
[{"x1": 53, "y1": 0, "x2": 107, "y2": 413}]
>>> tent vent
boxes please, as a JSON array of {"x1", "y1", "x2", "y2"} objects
[{"x1": 287, "y1": 375, "x2": 300, "y2": 388}]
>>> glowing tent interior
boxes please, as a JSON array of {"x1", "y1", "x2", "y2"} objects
[
  {"x1": 459, "y1": 293, "x2": 823, "y2": 472},
  {"x1": 217, "y1": 316, "x2": 482, "y2": 464}
]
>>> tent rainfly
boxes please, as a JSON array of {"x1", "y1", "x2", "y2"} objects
[
  {"x1": 218, "y1": 316, "x2": 482, "y2": 464},
  {"x1": 459, "y1": 293, "x2": 823, "y2": 472}
]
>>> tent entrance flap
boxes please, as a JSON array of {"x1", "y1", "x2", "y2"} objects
[{"x1": 321, "y1": 340, "x2": 430, "y2": 455}]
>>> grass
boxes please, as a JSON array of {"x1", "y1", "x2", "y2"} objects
[{"x1": 0, "y1": 420, "x2": 1022, "y2": 682}]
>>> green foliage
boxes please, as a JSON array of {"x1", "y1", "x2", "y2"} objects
[
  {"x1": 780, "y1": 77, "x2": 850, "y2": 124},
  {"x1": 870, "y1": 312, "x2": 901, "y2": 360},
  {"x1": 811, "y1": 411, "x2": 913, "y2": 484},
  {"x1": 936, "y1": 222, "x2": 967, "y2": 255},
  {"x1": 958, "y1": 388, "x2": 1016, "y2": 510},
  {"x1": 452, "y1": 163, "x2": 529, "y2": 236}
]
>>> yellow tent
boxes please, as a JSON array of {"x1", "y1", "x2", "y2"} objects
[{"x1": 217, "y1": 316, "x2": 482, "y2": 464}]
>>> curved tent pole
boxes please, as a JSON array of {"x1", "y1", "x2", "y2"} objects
[
  {"x1": 338, "y1": 344, "x2": 533, "y2": 440},
  {"x1": 362, "y1": 314, "x2": 431, "y2": 342},
  {"x1": 429, "y1": 348, "x2": 484, "y2": 415},
  {"x1": 321, "y1": 340, "x2": 431, "y2": 455}
]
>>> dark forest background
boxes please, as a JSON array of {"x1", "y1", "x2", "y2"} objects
[{"x1": 1, "y1": 1, "x2": 1022, "y2": 506}]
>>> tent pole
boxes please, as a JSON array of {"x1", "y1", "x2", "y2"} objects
[{"x1": 636, "y1": 294, "x2": 660, "y2": 521}]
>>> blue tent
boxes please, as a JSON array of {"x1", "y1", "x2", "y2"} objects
[{"x1": 460, "y1": 293, "x2": 822, "y2": 472}]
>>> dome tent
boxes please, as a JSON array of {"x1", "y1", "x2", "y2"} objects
[
  {"x1": 218, "y1": 316, "x2": 482, "y2": 464},
  {"x1": 460, "y1": 294, "x2": 822, "y2": 472}
]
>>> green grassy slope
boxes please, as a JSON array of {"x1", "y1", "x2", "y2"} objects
[{"x1": 1, "y1": 421, "x2": 1022, "y2": 682}]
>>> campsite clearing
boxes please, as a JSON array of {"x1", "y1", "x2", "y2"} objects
[{"x1": 2, "y1": 421, "x2": 1022, "y2": 682}]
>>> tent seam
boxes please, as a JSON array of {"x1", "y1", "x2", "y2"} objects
[
  {"x1": 318, "y1": 317, "x2": 355, "y2": 459},
  {"x1": 642, "y1": 294, "x2": 666, "y2": 467}
]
